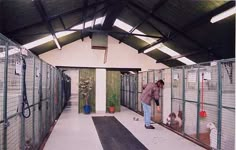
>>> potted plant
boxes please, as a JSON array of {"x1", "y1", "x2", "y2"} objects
[
  {"x1": 108, "y1": 94, "x2": 117, "y2": 113},
  {"x1": 79, "y1": 77, "x2": 93, "y2": 114}
]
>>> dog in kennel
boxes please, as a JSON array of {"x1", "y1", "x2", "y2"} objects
[
  {"x1": 207, "y1": 122, "x2": 218, "y2": 150},
  {"x1": 166, "y1": 111, "x2": 183, "y2": 132}
]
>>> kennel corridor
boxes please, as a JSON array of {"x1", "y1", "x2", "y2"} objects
[{"x1": 43, "y1": 95, "x2": 205, "y2": 150}]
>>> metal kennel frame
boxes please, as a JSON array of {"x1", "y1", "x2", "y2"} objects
[
  {"x1": 170, "y1": 59, "x2": 235, "y2": 150},
  {"x1": 120, "y1": 58, "x2": 234, "y2": 150},
  {"x1": 0, "y1": 34, "x2": 71, "y2": 150}
]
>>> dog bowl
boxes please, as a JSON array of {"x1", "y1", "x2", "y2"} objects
[{"x1": 199, "y1": 111, "x2": 207, "y2": 118}]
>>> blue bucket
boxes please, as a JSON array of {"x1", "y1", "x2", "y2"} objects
[{"x1": 83, "y1": 105, "x2": 91, "y2": 114}]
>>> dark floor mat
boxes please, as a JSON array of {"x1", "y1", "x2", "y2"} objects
[{"x1": 92, "y1": 116, "x2": 148, "y2": 150}]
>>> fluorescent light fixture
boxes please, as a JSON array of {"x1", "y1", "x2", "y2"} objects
[
  {"x1": 211, "y1": 6, "x2": 236, "y2": 23},
  {"x1": 53, "y1": 37, "x2": 61, "y2": 50},
  {"x1": 23, "y1": 16, "x2": 105, "y2": 49},
  {"x1": 114, "y1": 19, "x2": 197, "y2": 65},
  {"x1": 158, "y1": 43, "x2": 180, "y2": 56},
  {"x1": 177, "y1": 57, "x2": 196, "y2": 65},
  {"x1": 144, "y1": 43, "x2": 180, "y2": 56}
]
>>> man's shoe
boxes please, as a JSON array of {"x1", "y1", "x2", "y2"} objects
[{"x1": 145, "y1": 125, "x2": 155, "y2": 129}]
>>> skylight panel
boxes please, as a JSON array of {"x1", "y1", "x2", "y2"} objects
[
  {"x1": 23, "y1": 16, "x2": 105, "y2": 49},
  {"x1": 177, "y1": 57, "x2": 196, "y2": 65}
]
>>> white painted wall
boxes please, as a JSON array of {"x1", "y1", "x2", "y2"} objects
[
  {"x1": 39, "y1": 36, "x2": 167, "y2": 71},
  {"x1": 95, "y1": 69, "x2": 106, "y2": 113}
]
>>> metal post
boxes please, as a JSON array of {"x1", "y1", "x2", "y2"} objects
[
  {"x1": 45, "y1": 65, "x2": 48, "y2": 134},
  {"x1": 49, "y1": 67, "x2": 52, "y2": 126},
  {"x1": 57, "y1": 71, "x2": 59, "y2": 117},
  {"x1": 32, "y1": 56, "x2": 36, "y2": 148},
  {"x1": 135, "y1": 74, "x2": 138, "y2": 111},
  {"x1": 59, "y1": 72, "x2": 61, "y2": 113},
  {"x1": 39, "y1": 60, "x2": 43, "y2": 142},
  {"x1": 160, "y1": 70, "x2": 163, "y2": 122},
  {"x1": 3, "y1": 42, "x2": 9, "y2": 150},
  {"x1": 182, "y1": 67, "x2": 186, "y2": 133},
  {"x1": 120, "y1": 75, "x2": 123, "y2": 106},
  {"x1": 52, "y1": 69, "x2": 55, "y2": 121},
  {"x1": 129, "y1": 75, "x2": 131, "y2": 109},
  {"x1": 21, "y1": 54, "x2": 25, "y2": 150},
  {"x1": 170, "y1": 68, "x2": 173, "y2": 115},
  {"x1": 217, "y1": 61, "x2": 222, "y2": 150},
  {"x1": 196, "y1": 65, "x2": 200, "y2": 139},
  {"x1": 152, "y1": 71, "x2": 155, "y2": 117}
]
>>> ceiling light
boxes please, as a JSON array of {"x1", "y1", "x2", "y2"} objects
[
  {"x1": 158, "y1": 43, "x2": 180, "y2": 56},
  {"x1": 144, "y1": 43, "x2": 179, "y2": 57},
  {"x1": 210, "y1": 6, "x2": 236, "y2": 23},
  {"x1": 177, "y1": 57, "x2": 196, "y2": 65}
]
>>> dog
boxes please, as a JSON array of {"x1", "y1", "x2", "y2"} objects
[
  {"x1": 166, "y1": 111, "x2": 183, "y2": 131},
  {"x1": 206, "y1": 122, "x2": 218, "y2": 150}
]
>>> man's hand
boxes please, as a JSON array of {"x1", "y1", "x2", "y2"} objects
[{"x1": 157, "y1": 106, "x2": 161, "y2": 113}]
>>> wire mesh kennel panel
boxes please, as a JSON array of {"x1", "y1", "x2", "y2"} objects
[
  {"x1": 120, "y1": 75, "x2": 124, "y2": 106},
  {"x1": 171, "y1": 67, "x2": 183, "y2": 132},
  {"x1": 198, "y1": 62, "x2": 218, "y2": 147},
  {"x1": 24, "y1": 51, "x2": 34, "y2": 149},
  {"x1": 0, "y1": 37, "x2": 6, "y2": 150},
  {"x1": 127, "y1": 75, "x2": 131, "y2": 108},
  {"x1": 33, "y1": 57, "x2": 41, "y2": 148},
  {"x1": 124, "y1": 75, "x2": 129, "y2": 107},
  {"x1": 184, "y1": 65, "x2": 199, "y2": 138},
  {"x1": 153, "y1": 70, "x2": 163, "y2": 123},
  {"x1": 220, "y1": 60, "x2": 235, "y2": 150},
  {"x1": 133, "y1": 74, "x2": 138, "y2": 111},
  {"x1": 40, "y1": 62, "x2": 47, "y2": 140},
  {"x1": 128, "y1": 75, "x2": 132, "y2": 110},
  {"x1": 45, "y1": 64, "x2": 51, "y2": 134},
  {"x1": 6, "y1": 43, "x2": 22, "y2": 150},
  {"x1": 142, "y1": 71, "x2": 148, "y2": 108},
  {"x1": 122, "y1": 75, "x2": 126, "y2": 106},
  {"x1": 53, "y1": 69, "x2": 58, "y2": 120},
  {"x1": 129, "y1": 75, "x2": 137, "y2": 111},
  {"x1": 57, "y1": 71, "x2": 62, "y2": 115},
  {"x1": 49, "y1": 67, "x2": 54, "y2": 126},
  {"x1": 172, "y1": 67, "x2": 183, "y2": 101},
  {"x1": 162, "y1": 68, "x2": 172, "y2": 124},
  {"x1": 137, "y1": 72, "x2": 142, "y2": 113}
]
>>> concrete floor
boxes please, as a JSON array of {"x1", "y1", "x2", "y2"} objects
[{"x1": 44, "y1": 96, "x2": 205, "y2": 150}]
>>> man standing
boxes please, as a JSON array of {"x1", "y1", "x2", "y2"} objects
[{"x1": 141, "y1": 80, "x2": 164, "y2": 129}]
